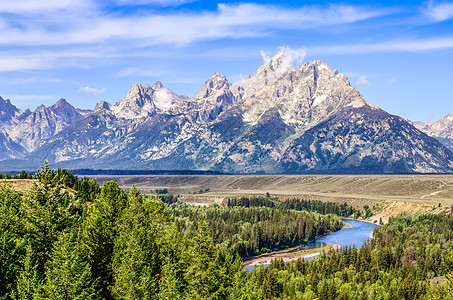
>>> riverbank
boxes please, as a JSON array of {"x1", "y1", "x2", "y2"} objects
[
  {"x1": 243, "y1": 244, "x2": 340, "y2": 268},
  {"x1": 243, "y1": 218, "x2": 379, "y2": 270}
]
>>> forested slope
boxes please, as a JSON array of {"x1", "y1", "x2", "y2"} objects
[{"x1": 1, "y1": 165, "x2": 452, "y2": 299}]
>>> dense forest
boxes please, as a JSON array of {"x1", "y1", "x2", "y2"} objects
[
  {"x1": 1, "y1": 164, "x2": 452, "y2": 299},
  {"x1": 226, "y1": 196, "x2": 361, "y2": 218},
  {"x1": 171, "y1": 204, "x2": 343, "y2": 257}
]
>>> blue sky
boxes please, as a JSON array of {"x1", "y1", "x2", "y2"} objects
[{"x1": 0, "y1": 0, "x2": 452, "y2": 122}]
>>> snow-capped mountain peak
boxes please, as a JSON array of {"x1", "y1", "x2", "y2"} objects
[{"x1": 1, "y1": 50, "x2": 452, "y2": 174}]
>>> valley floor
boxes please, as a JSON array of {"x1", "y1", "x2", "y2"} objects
[{"x1": 90, "y1": 174, "x2": 453, "y2": 222}]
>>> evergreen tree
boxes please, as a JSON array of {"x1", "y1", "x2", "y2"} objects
[
  {"x1": 42, "y1": 231, "x2": 97, "y2": 299},
  {"x1": 83, "y1": 181, "x2": 127, "y2": 299},
  {"x1": 13, "y1": 244, "x2": 41, "y2": 300},
  {"x1": 0, "y1": 184, "x2": 25, "y2": 297},
  {"x1": 112, "y1": 186, "x2": 171, "y2": 299}
]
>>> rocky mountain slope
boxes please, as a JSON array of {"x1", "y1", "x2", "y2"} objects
[
  {"x1": 0, "y1": 97, "x2": 30, "y2": 159},
  {"x1": 1, "y1": 50, "x2": 452, "y2": 173},
  {"x1": 414, "y1": 115, "x2": 453, "y2": 152}
]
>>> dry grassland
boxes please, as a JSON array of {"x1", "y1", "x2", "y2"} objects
[
  {"x1": 0, "y1": 179, "x2": 37, "y2": 193},
  {"x1": 92, "y1": 174, "x2": 453, "y2": 207}
]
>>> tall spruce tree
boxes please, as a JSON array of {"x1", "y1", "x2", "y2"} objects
[
  {"x1": 42, "y1": 231, "x2": 97, "y2": 299},
  {"x1": 83, "y1": 181, "x2": 127, "y2": 299},
  {"x1": 112, "y1": 186, "x2": 171, "y2": 299}
]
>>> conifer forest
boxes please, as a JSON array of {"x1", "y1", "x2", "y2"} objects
[{"x1": 1, "y1": 164, "x2": 452, "y2": 299}]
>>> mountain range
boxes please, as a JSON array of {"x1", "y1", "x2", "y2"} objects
[
  {"x1": 414, "y1": 115, "x2": 453, "y2": 153},
  {"x1": 1, "y1": 49, "x2": 452, "y2": 173}
]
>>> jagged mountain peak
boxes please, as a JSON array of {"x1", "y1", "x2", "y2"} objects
[
  {"x1": 262, "y1": 48, "x2": 290, "y2": 75},
  {"x1": 193, "y1": 73, "x2": 231, "y2": 100},
  {"x1": 7, "y1": 98, "x2": 83, "y2": 152},
  {"x1": 414, "y1": 114, "x2": 453, "y2": 152},
  {"x1": 1, "y1": 49, "x2": 452, "y2": 174},
  {"x1": 189, "y1": 72, "x2": 237, "y2": 122},
  {"x1": 111, "y1": 82, "x2": 156, "y2": 118},
  {"x1": 110, "y1": 81, "x2": 190, "y2": 118},
  {"x1": 0, "y1": 97, "x2": 18, "y2": 121},
  {"x1": 51, "y1": 98, "x2": 72, "y2": 109},
  {"x1": 94, "y1": 100, "x2": 112, "y2": 112},
  {"x1": 238, "y1": 48, "x2": 307, "y2": 98},
  {"x1": 36, "y1": 104, "x2": 46, "y2": 111},
  {"x1": 126, "y1": 82, "x2": 146, "y2": 99},
  {"x1": 240, "y1": 55, "x2": 370, "y2": 126},
  {"x1": 0, "y1": 96, "x2": 32, "y2": 128},
  {"x1": 207, "y1": 73, "x2": 229, "y2": 89},
  {"x1": 0, "y1": 96, "x2": 12, "y2": 105},
  {"x1": 442, "y1": 114, "x2": 453, "y2": 121},
  {"x1": 49, "y1": 98, "x2": 80, "y2": 119},
  {"x1": 152, "y1": 81, "x2": 164, "y2": 90}
]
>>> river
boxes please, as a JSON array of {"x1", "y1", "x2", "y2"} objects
[{"x1": 243, "y1": 218, "x2": 380, "y2": 272}]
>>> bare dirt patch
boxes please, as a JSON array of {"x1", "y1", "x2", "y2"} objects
[
  {"x1": 368, "y1": 200, "x2": 448, "y2": 224},
  {"x1": 243, "y1": 244, "x2": 340, "y2": 267},
  {"x1": 0, "y1": 179, "x2": 37, "y2": 193}
]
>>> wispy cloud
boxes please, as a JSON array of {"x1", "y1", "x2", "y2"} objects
[
  {"x1": 3, "y1": 94, "x2": 58, "y2": 109},
  {"x1": 424, "y1": 0, "x2": 453, "y2": 22},
  {"x1": 5, "y1": 94, "x2": 56, "y2": 101},
  {"x1": 356, "y1": 75, "x2": 370, "y2": 86},
  {"x1": 310, "y1": 36, "x2": 453, "y2": 55},
  {"x1": 114, "y1": 67, "x2": 155, "y2": 78},
  {"x1": 0, "y1": 0, "x2": 94, "y2": 14},
  {"x1": 112, "y1": 0, "x2": 196, "y2": 6},
  {"x1": 0, "y1": 48, "x2": 124, "y2": 72},
  {"x1": 0, "y1": 57, "x2": 48, "y2": 72},
  {"x1": 0, "y1": 3, "x2": 389, "y2": 47},
  {"x1": 388, "y1": 77, "x2": 397, "y2": 85},
  {"x1": 78, "y1": 86, "x2": 105, "y2": 95}
]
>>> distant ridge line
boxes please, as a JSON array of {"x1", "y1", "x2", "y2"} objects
[{"x1": 71, "y1": 169, "x2": 226, "y2": 176}]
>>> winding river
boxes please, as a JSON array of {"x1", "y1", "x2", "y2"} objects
[{"x1": 244, "y1": 218, "x2": 380, "y2": 272}]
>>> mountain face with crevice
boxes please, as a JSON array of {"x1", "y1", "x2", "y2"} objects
[
  {"x1": 6, "y1": 99, "x2": 83, "y2": 152},
  {"x1": 1, "y1": 50, "x2": 453, "y2": 173},
  {"x1": 414, "y1": 115, "x2": 453, "y2": 152}
]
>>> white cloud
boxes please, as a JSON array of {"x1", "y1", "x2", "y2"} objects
[
  {"x1": 388, "y1": 77, "x2": 397, "y2": 85},
  {"x1": 0, "y1": 3, "x2": 389, "y2": 47},
  {"x1": 310, "y1": 36, "x2": 453, "y2": 55},
  {"x1": 236, "y1": 47, "x2": 306, "y2": 88},
  {"x1": 271, "y1": 47, "x2": 307, "y2": 78},
  {"x1": 78, "y1": 86, "x2": 105, "y2": 95},
  {"x1": 3, "y1": 94, "x2": 58, "y2": 110},
  {"x1": 113, "y1": 0, "x2": 196, "y2": 6},
  {"x1": 114, "y1": 67, "x2": 155, "y2": 78},
  {"x1": 260, "y1": 51, "x2": 271, "y2": 64},
  {"x1": 0, "y1": 57, "x2": 47, "y2": 72},
  {"x1": 5, "y1": 94, "x2": 56, "y2": 101},
  {"x1": 154, "y1": 89, "x2": 173, "y2": 109},
  {"x1": 424, "y1": 0, "x2": 453, "y2": 22},
  {"x1": 0, "y1": 0, "x2": 93, "y2": 14},
  {"x1": 356, "y1": 75, "x2": 370, "y2": 86}
]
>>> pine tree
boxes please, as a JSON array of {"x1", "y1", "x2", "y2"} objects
[
  {"x1": 83, "y1": 181, "x2": 127, "y2": 299},
  {"x1": 42, "y1": 231, "x2": 97, "y2": 299},
  {"x1": 13, "y1": 244, "x2": 41, "y2": 299},
  {"x1": 112, "y1": 186, "x2": 170, "y2": 299},
  {"x1": 0, "y1": 184, "x2": 25, "y2": 297},
  {"x1": 185, "y1": 219, "x2": 220, "y2": 299}
]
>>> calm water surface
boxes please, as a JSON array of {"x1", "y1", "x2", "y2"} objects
[
  {"x1": 314, "y1": 218, "x2": 380, "y2": 248},
  {"x1": 244, "y1": 219, "x2": 379, "y2": 272}
]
